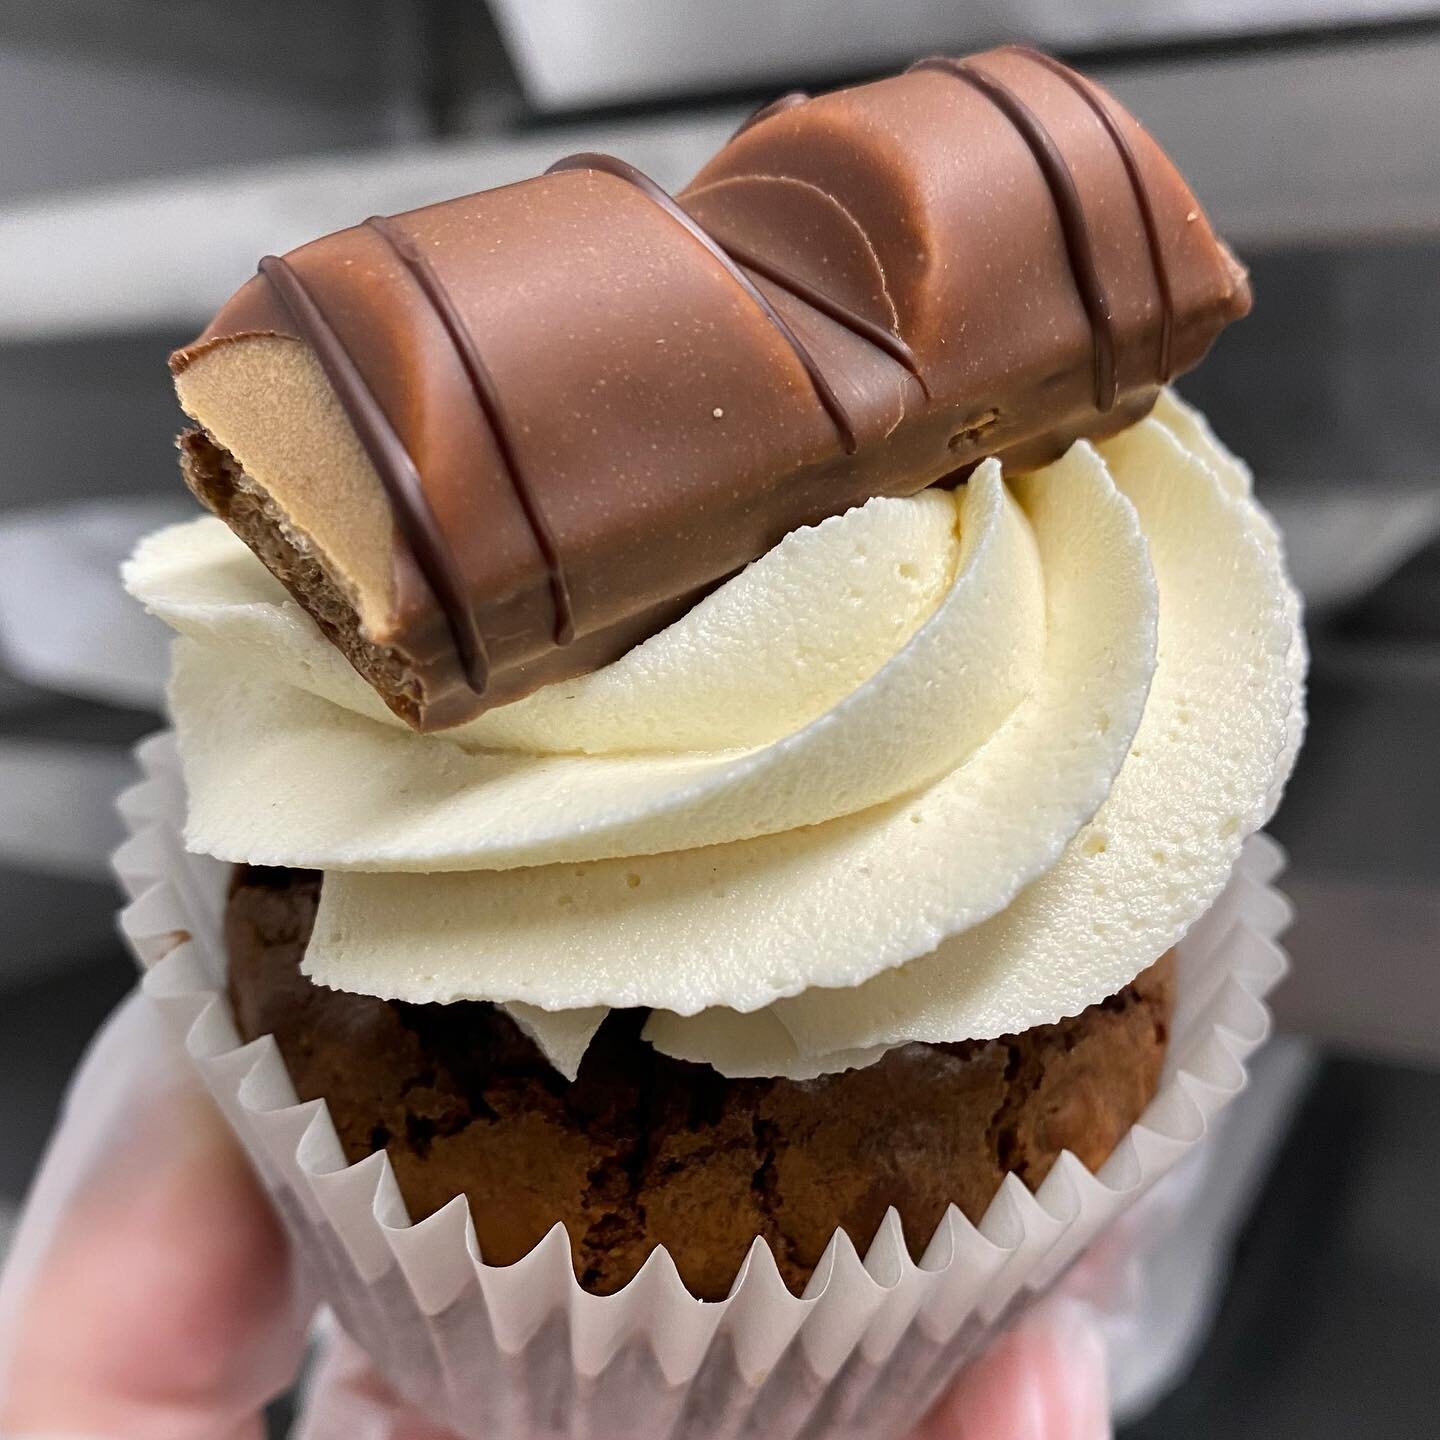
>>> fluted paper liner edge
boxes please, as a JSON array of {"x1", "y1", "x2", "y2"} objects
[{"x1": 113, "y1": 732, "x2": 1291, "y2": 1439}]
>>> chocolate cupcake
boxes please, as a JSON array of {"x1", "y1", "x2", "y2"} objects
[
  {"x1": 121, "y1": 44, "x2": 1305, "y2": 1439},
  {"x1": 226, "y1": 865, "x2": 1174, "y2": 1299}
]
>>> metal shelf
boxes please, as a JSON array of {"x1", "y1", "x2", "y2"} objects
[
  {"x1": 488, "y1": 0, "x2": 1440, "y2": 110},
  {"x1": 2, "y1": 32, "x2": 1437, "y2": 344}
]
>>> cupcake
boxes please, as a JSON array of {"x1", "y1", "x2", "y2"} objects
[{"x1": 120, "y1": 44, "x2": 1303, "y2": 1437}]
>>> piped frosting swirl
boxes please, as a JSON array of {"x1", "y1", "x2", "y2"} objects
[{"x1": 127, "y1": 392, "x2": 1304, "y2": 1079}]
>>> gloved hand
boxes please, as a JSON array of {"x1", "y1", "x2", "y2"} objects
[{"x1": 0, "y1": 991, "x2": 1112, "y2": 1440}]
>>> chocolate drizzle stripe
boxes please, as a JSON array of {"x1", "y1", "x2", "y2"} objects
[
  {"x1": 731, "y1": 90, "x2": 810, "y2": 140},
  {"x1": 911, "y1": 56, "x2": 1118, "y2": 411},
  {"x1": 546, "y1": 152, "x2": 860, "y2": 454},
  {"x1": 365, "y1": 215, "x2": 576, "y2": 647},
  {"x1": 722, "y1": 239, "x2": 931, "y2": 397},
  {"x1": 255, "y1": 254, "x2": 492, "y2": 692},
  {"x1": 1004, "y1": 45, "x2": 1174, "y2": 382}
]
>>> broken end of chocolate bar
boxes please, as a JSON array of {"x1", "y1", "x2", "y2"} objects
[
  {"x1": 173, "y1": 330, "x2": 432, "y2": 726},
  {"x1": 169, "y1": 47, "x2": 1252, "y2": 732}
]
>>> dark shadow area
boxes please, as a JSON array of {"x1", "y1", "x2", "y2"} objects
[{"x1": 1124, "y1": 1057, "x2": 1440, "y2": 1439}]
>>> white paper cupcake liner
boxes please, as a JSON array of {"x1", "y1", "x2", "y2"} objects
[{"x1": 113, "y1": 731, "x2": 1292, "y2": 1440}]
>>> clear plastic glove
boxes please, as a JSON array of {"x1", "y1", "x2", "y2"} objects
[{"x1": 0, "y1": 991, "x2": 1113, "y2": 1440}]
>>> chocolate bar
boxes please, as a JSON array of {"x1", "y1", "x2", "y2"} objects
[{"x1": 171, "y1": 46, "x2": 1249, "y2": 731}]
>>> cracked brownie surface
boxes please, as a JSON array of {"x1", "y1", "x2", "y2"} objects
[{"x1": 227, "y1": 866, "x2": 1173, "y2": 1300}]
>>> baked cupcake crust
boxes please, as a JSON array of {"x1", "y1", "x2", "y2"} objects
[{"x1": 227, "y1": 867, "x2": 1173, "y2": 1300}]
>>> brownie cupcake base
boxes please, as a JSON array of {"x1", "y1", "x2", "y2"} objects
[
  {"x1": 227, "y1": 866, "x2": 1174, "y2": 1300},
  {"x1": 117, "y1": 735, "x2": 1290, "y2": 1440}
]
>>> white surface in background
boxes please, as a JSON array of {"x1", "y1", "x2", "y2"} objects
[
  {"x1": 1269, "y1": 486, "x2": 1440, "y2": 613},
  {"x1": 0, "y1": 741, "x2": 132, "y2": 881},
  {"x1": 0, "y1": 43, "x2": 385, "y2": 206},
  {"x1": 0, "y1": 498, "x2": 191, "y2": 708},
  {"x1": 0, "y1": 113, "x2": 737, "y2": 342},
  {"x1": 1, "y1": 34, "x2": 1438, "y2": 342},
  {"x1": 490, "y1": 0, "x2": 1440, "y2": 108},
  {"x1": 1277, "y1": 876, "x2": 1440, "y2": 1067}
]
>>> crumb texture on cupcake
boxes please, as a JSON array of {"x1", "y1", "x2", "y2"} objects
[{"x1": 228, "y1": 866, "x2": 1172, "y2": 1301}]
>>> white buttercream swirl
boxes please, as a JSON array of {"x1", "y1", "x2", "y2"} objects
[{"x1": 125, "y1": 392, "x2": 1305, "y2": 1079}]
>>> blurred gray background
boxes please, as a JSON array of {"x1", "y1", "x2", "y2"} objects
[{"x1": 0, "y1": 2, "x2": 1437, "y2": 1434}]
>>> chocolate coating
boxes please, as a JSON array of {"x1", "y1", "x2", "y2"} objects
[
  {"x1": 364, "y1": 212, "x2": 577, "y2": 652},
  {"x1": 1005, "y1": 46, "x2": 1178, "y2": 381},
  {"x1": 172, "y1": 47, "x2": 1250, "y2": 731},
  {"x1": 909, "y1": 55, "x2": 1120, "y2": 410},
  {"x1": 731, "y1": 90, "x2": 811, "y2": 141},
  {"x1": 546, "y1": 150, "x2": 862, "y2": 453},
  {"x1": 255, "y1": 251, "x2": 495, "y2": 692}
]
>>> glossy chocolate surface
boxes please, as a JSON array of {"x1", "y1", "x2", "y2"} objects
[{"x1": 173, "y1": 47, "x2": 1250, "y2": 729}]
